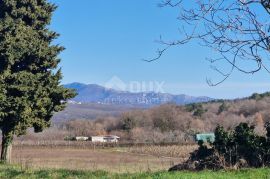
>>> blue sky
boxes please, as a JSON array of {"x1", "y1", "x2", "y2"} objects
[{"x1": 50, "y1": 0, "x2": 270, "y2": 99}]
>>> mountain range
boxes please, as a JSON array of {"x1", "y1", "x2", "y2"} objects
[
  {"x1": 53, "y1": 83, "x2": 213, "y2": 121},
  {"x1": 64, "y1": 82, "x2": 213, "y2": 107}
]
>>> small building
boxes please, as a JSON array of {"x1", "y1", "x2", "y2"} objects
[
  {"x1": 90, "y1": 135, "x2": 120, "y2": 143},
  {"x1": 195, "y1": 133, "x2": 215, "y2": 143},
  {"x1": 75, "y1": 136, "x2": 89, "y2": 141}
]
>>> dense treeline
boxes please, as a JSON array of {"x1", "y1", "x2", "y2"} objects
[{"x1": 18, "y1": 93, "x2": 270, "y2": 143}]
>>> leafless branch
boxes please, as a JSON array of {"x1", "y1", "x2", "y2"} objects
[{"x1": 148, "y1": 0, "x2": 270, "y2": 85}]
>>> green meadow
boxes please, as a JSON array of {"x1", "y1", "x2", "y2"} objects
[{"x1": 0, "y1": 165, "x2": 269, "y2": 179}]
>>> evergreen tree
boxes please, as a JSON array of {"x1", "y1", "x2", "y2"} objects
[
  {"x1": 0, "y1": 0, "x2": 76, "y2": 162},
  {"x1": 217, "y1": 102, "x2": 229, "y2": 115}
]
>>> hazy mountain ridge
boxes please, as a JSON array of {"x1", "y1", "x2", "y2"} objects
[
  {"x1": 52, "y1": 83, "x2": 214, "y2": 121},
  {"x1": 53, "y1": 103, "x2": 137, "y2": 122},
  {"x1": 64, "y1": 82, "x2": 213, "y2": 107}
]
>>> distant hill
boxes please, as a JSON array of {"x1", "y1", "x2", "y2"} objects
[
  {"x1": 52, "y1": 103, "x2": 137, "y2": 122},
  {"x1": 63, "y1": 82, "x2": 213, "y2": 107},
  {"x1": 52, "y1": 83, "x2": 214, "y2": 121}
]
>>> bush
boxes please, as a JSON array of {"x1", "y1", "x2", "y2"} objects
[
  {"x1": 217, "y1": 102, "x2": 229, "y2": 114},
  {"x1": 170, "y1": 122, "x2": 270, "y2": 171},
  {"x1": 186, "y1": 103, "x2": 207, "y2": 117}
]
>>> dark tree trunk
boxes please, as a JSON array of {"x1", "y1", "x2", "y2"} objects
[{"x1": 1, "y1": 132, "x2": 13, "y2": 163}]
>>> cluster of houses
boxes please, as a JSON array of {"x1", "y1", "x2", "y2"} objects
[
  {"x1": 70, "y1": 135, "x2": 120, "y2": 143},
  {"x1": 67, "y1": 133, "x2": 214, "y2": 143}
]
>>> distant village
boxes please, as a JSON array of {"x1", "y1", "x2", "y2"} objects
[
  {"x1": 65, "y1": 133, "x2": 215, "y2": 143},
  {"x1": 66, "y1": 135, "x2": 120, "y2": 143}
]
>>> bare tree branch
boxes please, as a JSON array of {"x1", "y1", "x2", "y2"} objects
[{"x1": 148, "y1": 0, "x2": 270, "y2": 85}]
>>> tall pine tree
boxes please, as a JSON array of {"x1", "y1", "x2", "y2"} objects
[{"x1": 0, "y1": 0, "x2": 76, "y2": 162}]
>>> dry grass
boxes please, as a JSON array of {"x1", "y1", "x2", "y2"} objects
[
  {"x1": 10, "y1": 144, "x2": 196, "y2": 173},
  {"x1": 126, "y1": 145, "x2": 197, "y2": 158}
]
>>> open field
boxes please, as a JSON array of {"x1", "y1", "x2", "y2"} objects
[
  {"x1": 10, "y1": 144, "x2": 196, "y2": 173},
  {"x1": 0, "y1": 164, "x2": 270, "y2": 179},
  {"x1": 8, "y1": 144, "x2": 269, "y2": 179}
]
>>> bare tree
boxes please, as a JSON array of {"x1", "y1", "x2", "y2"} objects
[{"x1": 146, "y1": 0, "x2": 270, "y2": 85}]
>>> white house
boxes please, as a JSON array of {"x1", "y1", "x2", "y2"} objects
[
  {"x1": 90, "y1": 135, "x2": 120, "y2": 143},
  {"x1": 75, "y1": 136, "x2": 89, "y2": 141}
]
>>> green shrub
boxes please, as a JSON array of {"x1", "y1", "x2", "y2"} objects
[
  {"x1": 217, "y1": 102, "x2": 229, "y2": 114},
  {"x1": 171, "y1": 122, "x2": 270, "y2": 171},
  {"x1": 186, "y1": 103, "x2": 207, "y2": 117}
]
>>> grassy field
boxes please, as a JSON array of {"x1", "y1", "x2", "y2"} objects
[
  {"x1": 0, "y1": 144, "x2": 269, "y2": 178},
  {"x1": 11, "y1": 145, "x2": 192, "y2": 173},
  {"x1": 0, "y1": 164, "x2": 270, "y2": 179}
]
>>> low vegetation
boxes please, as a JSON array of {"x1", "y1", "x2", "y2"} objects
[
  {"x1": 127, "y1": 145, "x2": 197, "y2": 158},
  {"x1": 0, "y1": 164, "x2": 270, "y2": 179},
  {"x1": 170, "y1": 122, "x2": 270, "y2": 171}
]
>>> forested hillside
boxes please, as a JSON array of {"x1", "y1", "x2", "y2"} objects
[{"x1": 19, "y1": 93, "x2": 270, "y2": 143}]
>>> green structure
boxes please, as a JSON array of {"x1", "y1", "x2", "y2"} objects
[{"x1": 195, "y1": 133, "x2": 215, "y2": 143}]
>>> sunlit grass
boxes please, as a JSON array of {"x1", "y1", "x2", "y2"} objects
[{"x1": 0, "y1": 164, "x2": 269, "y2": 179}]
